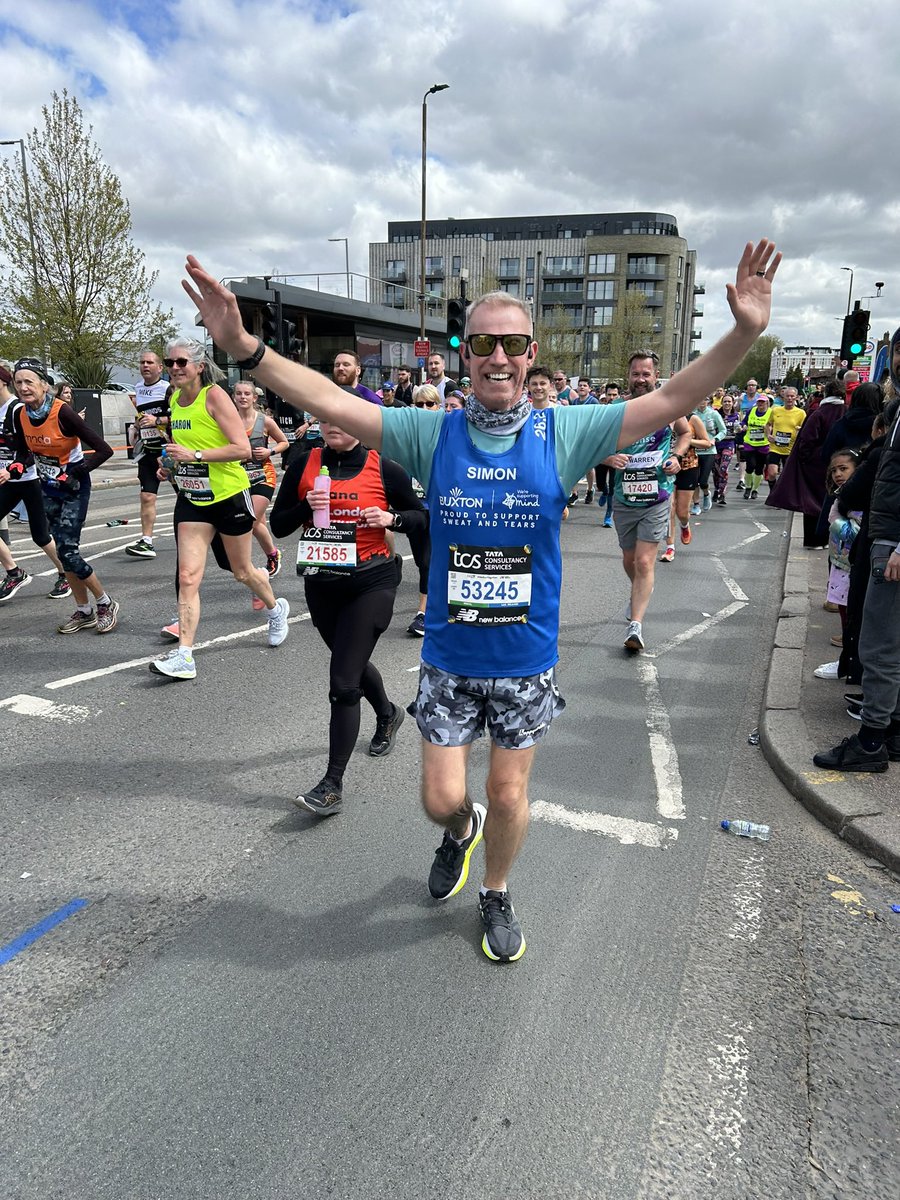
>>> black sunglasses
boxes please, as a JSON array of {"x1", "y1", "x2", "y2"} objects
[
  {"x1": 466, "y1": 333, "x2": 531, "y2": 357},
  {"x1": 414, "y1": 399, "x2": 439, "y2": 408},
  {"x1": 163, "y1": 357, "x2": 191, "y2": 369}
]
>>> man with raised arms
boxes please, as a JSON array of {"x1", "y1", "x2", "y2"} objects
[{"x1": 184, "y1": 240, "x2": 781, "y2": 963}]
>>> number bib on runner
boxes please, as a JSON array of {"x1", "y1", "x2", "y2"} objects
[
  {"x1": 774, "y1": 430, "x2": 791, "y2": 447},
  {"x1": 621, "y1": 449, "x2": 663, "y2": 501},
  {"x1": 35, "y1": 454, "x2": 62, "y2": 481},
  {"x1": 243, "y1": 437, "x2": 268, "y2": 485},
  {"x1": 296, "y1": 524, "x2": 358, "y2": 575},
  {"x1": 447, "y1": 544, "x2": 532, "y2": 626},
  {"x1": 174, "y1": 461, "x2": 214, "y2": 502}
]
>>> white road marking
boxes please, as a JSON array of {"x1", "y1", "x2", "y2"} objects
[
  {"x1": 726, "y1": 851, "x2": 766, "y2": 943},
  {"x1": 711, "y1": 555, "x2": 749, "y2": 602},
  {"x1": 0, "y1": 694, "x2": 91, "y2": 723},
  {"x1": 635, "y1": 658, "x2": 686, "y2": 820},
  {"x1": 645, "y1": 600, "x2": 747, "y2": 659},
  {"x1": 704, "y1": 1025, "x2": 750, "y2": 1162},
  {"x1": 42, "y1": 613, "x2": 313, "y2": 691},
  {"x1": 9, "y1": 503, "x2": 177, "y2": 549},
  {"x1": 531, "y1": 800, "x2": 678, "y2": 848},
  {"x1": 13, "y1": 528, "x2": 176, "y2": 562}
]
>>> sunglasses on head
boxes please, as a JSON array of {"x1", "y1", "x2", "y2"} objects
[
  {"x1": 466, "y1": 333, "x2": 531, "y2": 357},
  {"x1": 163, "y1": 357, "x2": 191, "y2": 369},
  {"x1": 415, "y1": 399, "x2": 439, "y2": 408}
]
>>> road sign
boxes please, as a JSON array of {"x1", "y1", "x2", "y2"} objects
[
  {"x1": 417, "y1": 356, "x2": 426, "y2": 368},
  {"x1": 414, "y1": 340, "x2": 430, "y2": 358}
]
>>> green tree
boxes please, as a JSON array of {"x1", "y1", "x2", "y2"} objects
[
  {"x1": 726, "y1": 334, "x2": 783, "y2": 389},
  {"x1": 0, "y1": 90, "x2": 174, "y2": 381},
  {"x1": 784, "y1": 363, "x2": 804, "y2": 388},
  {"x1": 595, "y1": 289, "x2": 658, "y2": 382},
  {"x1": 533, "y1": 303, "x2": 582, "y2": 378}
]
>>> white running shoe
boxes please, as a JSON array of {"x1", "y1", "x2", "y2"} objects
[
  {"x1": 149, "y1": 647, "x2": 197, "y2": 680},
  {"x1": 813, "y1": 661, "x2": 840, "y2": 680},
  {"x1": 267, "y1": 597, "x2": 290, "y2": 646}
]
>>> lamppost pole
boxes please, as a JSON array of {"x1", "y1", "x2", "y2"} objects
[
  {"x1": 840, "y1": 266, "x2": 854, "y2": 316},
  {"x1": 1, "y1": 137, "x2": 42, "y2": 353},
  {"x1": 419, "y1": 84, "x2": 449, "y2": 366},
  {"x1": 328, "y1": 237, "x2": 350, "y2": 299}
]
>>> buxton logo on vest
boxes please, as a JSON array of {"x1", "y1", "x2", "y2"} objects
[
  {"x1": 466, "y1": 466, "x2": 517, "y2": 481},
  {"x1": 439, "y1": 486, "x2": 483, "y2": 509}
]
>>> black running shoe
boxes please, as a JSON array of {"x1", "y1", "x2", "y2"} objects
[
  {"x1": 843, "y1": 692, "x2": 864, "y2": 707},
  {"x1": 428, "y1": 802, "x2": 486, "y2": 900},
  {"x1": 478, "y1": 889, "x2": 526, "y2": 962},
  {"x1": 294, "y1": 777, "x2": 343, "y2": 817},
  {"x1": 369, "y1": 702, "x2": 405, "y2": 757}
]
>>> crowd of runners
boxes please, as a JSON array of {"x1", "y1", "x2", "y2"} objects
[{"x1": 5, "y1": 237, "x2": 899, "y2": 961}]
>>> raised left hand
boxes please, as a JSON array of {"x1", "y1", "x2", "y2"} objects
[
  {"x1": 726, "y1": 240, "x2": 782, "y2": 337},
  {"x1": 182, "y1": 257, "x2": 257, "y2": 361}
]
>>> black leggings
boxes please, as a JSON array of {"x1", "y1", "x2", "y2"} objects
[
  {"x1": 697, "y1": 456, "x2": 715, "y2": 491},
  {"x1": 406, "y1": 519, "x2": 431, "y2": 594},
  {"x1": 0, "y1": 479, "x2": 51, "y2": 547},
  {"x1": 305, "y1": 571, "x2": 398, "y2": 782}
]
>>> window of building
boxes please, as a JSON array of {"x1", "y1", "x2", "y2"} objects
[
  {"x1": 587, "y1": 253, "x2": 616, "y2": 274},
  {"x1": 628, "y1": 255, "x2": 661, "y2": 275},
  {"x1": 678, "y1": 257, "x2": 684, "y2": 278},
  {"x1": 586, "y1": 306, "x2": 614, "y2": 326},
  {"x1": 384, "y1": 259, "x2": 407, "y2": 279},
  {"x1": 586, "y1": 280, "x2": 615, "y2": 301},
  {"x1": 451, "y1": 255, "x2": 461, "y2": 276},
  {"x1": 544, "y1": 255, "x2": 584, "y2": 274},
  {"x1": 628, "y1": 280, "x2": 658, "y2": 294},
  {"x1": 499, "y1": 257, "x2": 520, "y2": 276},
  {"x1": 499, "y1": 281, "x2": 520, "y2": 297},
  {"x1": 526, "y1": 257, "x2": 535, "y2": 273},
  {"x1": 384, "y1": 285, "x2": 405, "y2": 307},
  {"x1": 525, "y1": 282, "x2": 534, "y2": 299},
  {"x1": 541, "y1": 304, "x2": 582, "y2": 324},
  {"x1": 425, "y1": 256, "x2": 443, "y2": 274},
  {"x1": 542, "y1": 279, "x2": 579, "y2": 293}
]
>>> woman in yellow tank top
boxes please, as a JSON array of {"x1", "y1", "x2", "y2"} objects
[{"x1": 150, "y1": 338, "x2": 290, "y2": 681}]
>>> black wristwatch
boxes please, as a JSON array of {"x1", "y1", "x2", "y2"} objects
[
  {"x1": 236, "y1": 336, "x2": 266, "y2": 370},
  {"x1": 390, "y1": 511, "x2": 403, "y2": 531}
]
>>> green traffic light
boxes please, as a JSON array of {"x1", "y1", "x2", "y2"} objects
[
  {"x1": 449, "y1": 335, "x2": 461, "y2": 349},
  {"x1": 849, "y1": 342, "x2": 863, "y2": 355}
]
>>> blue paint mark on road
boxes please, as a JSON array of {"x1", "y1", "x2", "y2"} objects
[{"x1": 0, "y1": 898, "x2": 89, "y2": 966}]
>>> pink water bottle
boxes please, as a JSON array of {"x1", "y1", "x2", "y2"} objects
[{"x1": 313, "y1": 466, "x2": 331, "y2": 528}]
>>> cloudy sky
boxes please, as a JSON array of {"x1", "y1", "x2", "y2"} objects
[{"x1": 1, "y1": 0, "x2": 897, "y2": 367}]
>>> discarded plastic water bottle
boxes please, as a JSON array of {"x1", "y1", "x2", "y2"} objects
[
  {"x1": 106, "y1": 518, "x2": 129, "y2": 526},
  {"x1": 721, "y1": 819, "x2": 770, "y2": 841},
  {"x1": 747, "y1": 728, "x2": 760, "y2": 746}
]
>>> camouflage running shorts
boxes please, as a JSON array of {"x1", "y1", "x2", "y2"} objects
[{"x1": 409, "y1": 660, "x2": 566, "y2": 750}]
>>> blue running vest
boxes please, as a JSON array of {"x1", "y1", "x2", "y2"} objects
[{"x1": 424, "y1": 407, "x2": 567, "y2": 677}]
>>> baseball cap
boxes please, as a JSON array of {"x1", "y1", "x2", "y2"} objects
[
  {"x1": 382, "y1": 380, "x2": 395, "y2": 390},
  {"x1": 460, "y1": 376, "x2": 471, "y2": 385}
]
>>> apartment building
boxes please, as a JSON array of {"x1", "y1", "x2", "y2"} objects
[{"x1": 368, "y1": 212, "x2": 702, "y2": 377}]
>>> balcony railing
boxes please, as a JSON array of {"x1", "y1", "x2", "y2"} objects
[
  {"x1": 382, "y1": 266, "x2": 407, "y2": 282},
  {"x1": 627, "y1": 263, "x2": 667, "y2": 279},
  {"x1": 692, "y1": 307, "x2": 703, "y2": 318},
  {"x1": 690, "y1": 329, "x2": 702, "y2": 339},
  {"x1": 541, "y1": 287, "x2": 583, "y2": 304},
  {"x1": 498, "y1": 266, "x2": 521, "y2": 280},
  {"x1": 693, "y1": 284, "x2": 705, "y2": 295},
  {"x1": 542, "y1": 265, "x2": 583, "y2": 278}
]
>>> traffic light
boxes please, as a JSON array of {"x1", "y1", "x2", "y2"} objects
[
  {"x1": 447, "y1": 298, "x2": 466, "y2": 350},
  {"x1": 840, "y1": 307, "x2": 870, "y2": 363},
  {"x1": 261, "y1": 302, "x2": 279, "y2": 349},
  {"x1": 282, "y1": 318, "x2": 302, "y2": 360}
]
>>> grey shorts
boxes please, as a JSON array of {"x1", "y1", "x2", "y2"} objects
[
  {"x1": 613, "y1": 496, "x2": 671, "y2": 550},
  {"x1": 410, "y1": 660, "x2": 566, "y2": 750}
]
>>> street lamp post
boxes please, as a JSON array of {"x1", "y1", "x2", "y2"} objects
[
  {"x1": 1, "y1": 137, "x2": 42, "y2": 353},
  {"x1": 419, "y1": 83, "x2": 449, "y2": 365},
  {"x1": 840, "y1": 265, "x2": 854, "y2": 316},
  {"x1": 328, "y1": 237, "x2": 350, "y2": 299}
]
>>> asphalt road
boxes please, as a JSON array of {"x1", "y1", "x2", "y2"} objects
[{"x1": 1, "y1": 483, "x2": 898, "y2": 1199}]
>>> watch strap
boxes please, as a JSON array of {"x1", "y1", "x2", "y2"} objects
[{"x1": 236, "y1": 337, "x2": 266, "y2": 370}]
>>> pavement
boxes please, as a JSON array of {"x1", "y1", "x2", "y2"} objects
[{"x1": 761, "y1": 509, "x2": 900, "y2": 874}]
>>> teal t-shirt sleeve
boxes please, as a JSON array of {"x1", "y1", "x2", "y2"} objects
[
  {"x1": 554, "y1": 405, "x2": 626, "y2": 493},
  {"x1": 381, "y1": 407, "x2": 444, "y2": 489}
]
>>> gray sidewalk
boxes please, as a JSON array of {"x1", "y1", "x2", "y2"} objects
[{"x1": 761, "y1": 512, "x2": 900, "y2": 873}]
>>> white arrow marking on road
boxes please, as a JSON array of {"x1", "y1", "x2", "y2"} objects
[
  {"x1": 0, "y1": 694, "x2": 90, "y2": 723},
  {"x1": 635, "y1": 657, "x2": 686, "y2": 820},
  {"x1": 645, "y1": 601, "x2": 747, "y2": 660},
  {"x1": 531, "y1": 800, "x2": 678, "y2": 848},
  {"x1": 42, "y1": 613, "x2": 313, "y2": 691},
  {"x1": 711, "y1": 556, "x2": 749, "y2": 602}
]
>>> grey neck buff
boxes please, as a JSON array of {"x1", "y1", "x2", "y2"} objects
[{"x1": 464, "y1": 391, "x2": 531, "y2": 437}]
